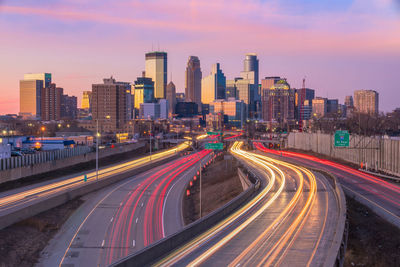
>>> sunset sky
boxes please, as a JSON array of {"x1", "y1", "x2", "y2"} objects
[{"x1": 1, "y1": 0, "x2": 399, "y2": 114}]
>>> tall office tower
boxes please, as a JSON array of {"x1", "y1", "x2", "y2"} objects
[
  {"x1": 327, "y1": 99, "x2": 339, "y2": 115},
  {"x1": 261, "y1": 78, "x2": 295, "y2": 123},
  {"x1": 81, "y1": 91, "x2": 92, "y2": 110},
  {"x1": 134, "y1": 76, "x2": 154, "y2": 110},
  {"x1": 226, "y1": 78, "x2": 239, "y2": 99},
  {"x1": 166, "y1": 81, "x2": 176, "y2": 116},
  {"x1": 145, "y1": 52, "x2": 167, "y2": 99},
  {"x1": 24, "y1": 73, "x2": 52, "y2": 88},
  {"x1": 312, "y1": 97, "x2": 328, "y2": 118},
  {"x1": 61, "y1": 94, "x2": 78, "y2": 119},
  {"x1": 354, "y1": 90, "x2": 379, "y2": 115},
  {"x1": 41, "y1": 83, "x2": 63, "y2": 121},
  {"x1": 209, "y1": 99, "x2": 246, "y2": 128},
  {"x1": 295, "y1": 88, "x2": 315, "y2": 121},
  {"x1": 344, "y1": 95, "x2": 354, "y2": 108},
  {"x1": 92, "y1": 77, "x2": 130, "y2": 133},
  {"x1": 19, "y1": 79, "x2": 43, "y2": 118},
  {"x1": 241, "y1": 53, "x2": 259, "y2": 84},
  {"x1": 227, "y1": 77, "x2": 256, "y2": 118},
  {"x1": 185, "y1": 56, "x2": 202, "y2": 111},
  {"x1": 201, "y1": 63, "x2": 226, "y2": 105},
  {"x1": 240, "y1": 53, "x2": 259, "y2": 117}
]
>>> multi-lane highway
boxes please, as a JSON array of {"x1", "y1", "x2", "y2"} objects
[
  {"x1": 155, "y1": 141, "x2": 345, "y2": 266},
  {"x1": 0, "y1": 142, "x2": 190, "y2": 223},
  {"x1": 37, "y1": 148, "x2": 214, "y2": 267},
  {"x1": 254, "y1": 142, "x2": 400, "y2": 228}
]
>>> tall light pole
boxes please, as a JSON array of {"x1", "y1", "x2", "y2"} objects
[
  {"x1": 96, "y1": 119, "x2": 99, "y2": 181},
  {"x1": 149, "y1": 121, "x2": 152, "y2": 160}
]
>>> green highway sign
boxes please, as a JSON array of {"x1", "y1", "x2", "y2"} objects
[
  {"x1": 205, "y1": 143, "x2": 223, "y2": 150},
  {"x1": 334, "y1": 130, "x2": 349, "y2": 147},
  {"x1": 207, "y1": 132, "x2": 221, "y2": 136}
]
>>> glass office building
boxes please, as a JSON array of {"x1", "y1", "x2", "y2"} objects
[
  {"x1": 201, "y1": 63, "x2": 226, "y2": 104},
  {"x1": 145, "y1": 52, "x2": 167, "y2": 99}
]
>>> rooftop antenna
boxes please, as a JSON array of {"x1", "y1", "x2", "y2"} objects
[
  {"x1": 152, "y1": 42, "x2": 153, "y2": 52},
  {"x1": 158, "y1": 41, "x2": 160, "y2": 51}
]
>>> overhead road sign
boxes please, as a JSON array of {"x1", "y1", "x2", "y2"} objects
[
  {"x1": 334, "y1": 130, "x2": 349, "y2": 147},
  {"x1": 205, "y1": 143, "x2": 223, "y2": 150}
]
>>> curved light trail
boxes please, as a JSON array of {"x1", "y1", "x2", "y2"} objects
[
  {"x1": 0, "y1": 141, "x2": 190, "y2": 212},
  {"x1": 155, "y1": 141, "x2": 337, "y2": 267}
]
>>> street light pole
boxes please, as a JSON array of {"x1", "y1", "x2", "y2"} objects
[
  {"x1": 199, "y1": 157, "x2": 202, "y2": 218},
  {"x1": 149, "y1": 121, "x2": 152, "y2": 160},
  {"x1": 96, "y1": 119, "x2": 99, "y2": 181}
]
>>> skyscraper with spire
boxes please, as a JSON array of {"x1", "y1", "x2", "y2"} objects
[{"x1": 185, "y1": 56, "x2": 202, "y2": 111}]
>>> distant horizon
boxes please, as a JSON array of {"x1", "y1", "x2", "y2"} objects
[{"x1": 1, "y1": 0, "x2": 399, "y2": 114}]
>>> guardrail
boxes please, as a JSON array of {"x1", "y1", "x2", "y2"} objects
[
  {"x1": 310, "y1": 169, "x2": 348, "y2": 267},
  {"x1": 110, "y1": 158, "x2": 261, "y2": 267}
]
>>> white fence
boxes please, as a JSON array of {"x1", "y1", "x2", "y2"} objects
[
  {"x1": 0, "y1": 146, "x2": 92, "y2": 171},
  {"x1": 287, "y1": 132, "x2": 400, "y2": 177}
]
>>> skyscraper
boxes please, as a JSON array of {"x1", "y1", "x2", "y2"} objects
[
  {"x1": 354, "y1": 90, "x2": 379, "y2": 115},
  {"x1": 344, "y1": 95, "x2": 354, "y2": 108},
  {"x1": 24, "y1": 73, "x2": 51, "y2": 88},
  {"x1": 185, "y1": 56, "x2": 202, "y2": 111},
  {"x1": 61, "y1": 94, "x2": 78, "y2": 119},
  {"x1": 41, "y1": 83, "x2": 63, "y2": 121},
  {"x1": 166, "y1": 81, "x2": 176, "y2": 116},
  {"x1": 145, "y1": 52, "x2": 167, "y2": 99},
  {"x1": 81, "y1": 91, "x2": 92, "y2": 110},
  {"x1": 92, "y1": 77, "x2": 130, "y2": 132},
  {"x1": 19, "y1": 79, "x2": 43, "y2": 118},
  {"x1": 241, "y1": 53, "x2": 259, "y2": 84},
  {"x1": 295, "y1": 88, "x2": 315, "y2": 120},
  {"x1": 312, "y1": 97, "x2": 328, "y2": 118},
  {"x1": 261, "y1": 78, "x2": 295, "y2": 123},
  {"x1": 134, "y1": 77, "x2": 154, "y2": 110},
  {"x1": 201, "y1": 63, "x2": 226, "y2": 105},
  {"x1": 240, "y1": 53, "x2": 259, "y2": 117}
]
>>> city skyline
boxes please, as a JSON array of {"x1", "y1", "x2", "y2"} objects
[{"x1": 1, "y1": 0, "x2": 400, "y2": 114}]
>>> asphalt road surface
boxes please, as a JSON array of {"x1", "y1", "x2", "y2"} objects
[
  {"x1": 254, "y1": 142, "x2": 400, "y2": 229},
  {"x1": 156, "y1": 141, "x2": 344, "y2": 266},
  {"x1": 37, "y1": 149, "x2": 213, "y2": 267}
]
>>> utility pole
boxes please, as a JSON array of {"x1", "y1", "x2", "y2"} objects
[
  {"x1": 96, "y1": 119, "x2": 99, "y2": 181},
  {"x1": 149, "y1": 121, "x2": 152, "y2": 160},
  {"x1": 199, "y1": 157, "x2": 202, "y2": 219}
]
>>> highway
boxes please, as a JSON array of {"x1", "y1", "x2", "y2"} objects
[
  {"x1": 37, "y1": 148, "x2": 214, "y2": 267},
  {"x1": 0, "y1": 142, "x2": 191, "y2": 227},
  {"x1": 255, "y1": 142, "x2": 400, "y2": 228},
  {"x1": 155, "y1": 141, "x2": 344, "y2": 266}
]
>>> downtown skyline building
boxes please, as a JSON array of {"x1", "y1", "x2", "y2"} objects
[
  {"x1": 166, "y1": 81, "x2": 176, "y2": 117},
  {"x1": 133, "y1": 76, "x2": 154, "y2": 110},
  {"x1": 81, "y1": 91, "x2": 92, "y2": 110},
  {"x1": 185, "y1": 56, "x2": 202, "y2": 112},
  {"x1": 41, "y1": 83, "x2": 63, "y2": 121},
  {"x1": 201, "y1": 63, "x2": 226, "y2": 105},
  {"x1": 91, "y1": 77, "x2": 131, "y2": 133},
  {"x1": 261, "y1": 78, "x2": 295, "y2": 124},
  {"x1": 19, "y1": 79, "x2": 43, "y2": 119},
  {"x1": 354, "y1": 89, "x2": 379, "y2": 115},
  {"x1": 145, "y1": 51, "x2": 167, "y2": 99}
]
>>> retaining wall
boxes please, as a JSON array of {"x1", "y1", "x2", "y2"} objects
[{"x1": 287, "y1": 132, "x2": 400, "y2": 177}]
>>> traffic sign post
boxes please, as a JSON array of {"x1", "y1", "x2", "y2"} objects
[
  {"x1": 205, "y1": 143, "x2": 223, "y2": 150},
  {"x1": 334, "y1": 130, "x2": 349, "y2": 147}
]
